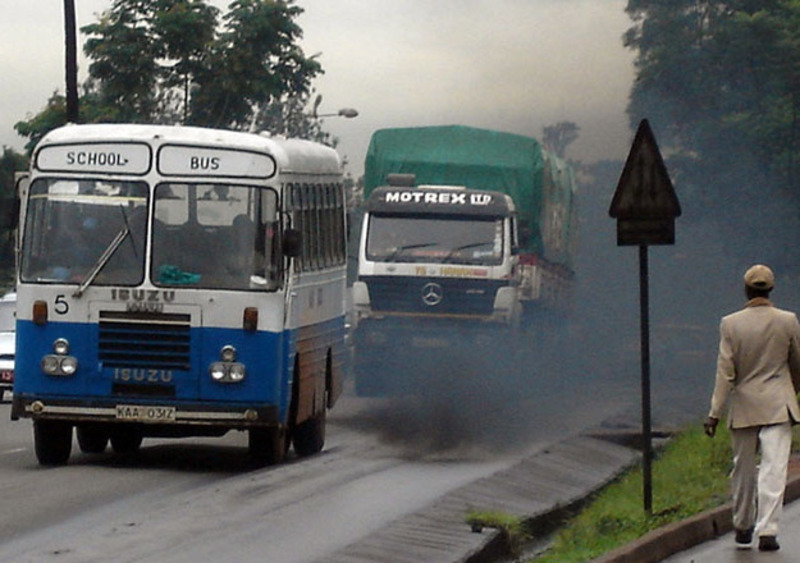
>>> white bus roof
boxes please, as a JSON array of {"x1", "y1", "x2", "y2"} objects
[{"x1": 36, "y1": 123, "x2": 342, "y2": 176}]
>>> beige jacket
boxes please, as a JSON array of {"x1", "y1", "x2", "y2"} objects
[{"x1": 709, "y1": 298, "x2": 800, "y2": 429}]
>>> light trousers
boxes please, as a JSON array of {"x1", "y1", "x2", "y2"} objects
[{"x1": 730, "y1": 421, "x2": 793, "y2": 537}]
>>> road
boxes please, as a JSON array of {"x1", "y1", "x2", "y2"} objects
[{"x1": 0, "y1": 358, "x2": 641, "y2": 563}]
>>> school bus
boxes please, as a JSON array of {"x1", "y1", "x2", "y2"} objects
[{"x1": 11, "y1": 124, "x2": 347, "y2": 466}]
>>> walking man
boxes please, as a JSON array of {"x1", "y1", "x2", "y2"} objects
[{"x1": 704, "y1": 264, "x2": 800, "y2": 551}]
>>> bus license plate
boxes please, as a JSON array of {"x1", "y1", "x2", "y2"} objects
[{"x1": 116, "y1": 404, "x2": 176, "y2": 422}]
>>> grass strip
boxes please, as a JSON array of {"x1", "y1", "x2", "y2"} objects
[{"x1": 531, "y1": 423, "x2": 734, "y2": 562}]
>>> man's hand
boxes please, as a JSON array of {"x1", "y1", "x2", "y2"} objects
[{"x1": 704, "y1": 416, "x2": 719, "y2": 437}]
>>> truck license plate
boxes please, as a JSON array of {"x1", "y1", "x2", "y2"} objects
[{"x1": 116, "y1": 404, "x2": 176, "y2": 422}]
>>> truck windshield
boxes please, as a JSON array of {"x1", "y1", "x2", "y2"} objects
[
  {"x1": 151, "y1": 183, "x2": 280, "y2": 291},
  {"x1": 20, "y1": 179, "x2": 148, "y2": 285},
  {"x1": 366, "y1": 215, "x2": 504, "y2": 265}
]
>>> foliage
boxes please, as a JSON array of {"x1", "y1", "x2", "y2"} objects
[
  {"x1": 542, "y1": 122, "x2": 580, "y2": 159},
  {"x1": 533, "y1": 424, "x2": 734, "y2": 562},
  {"x1": 15, "y1": 0, "x2": 327, "y2": 150},
  {"x1": 0, "y1": 147, "x2": 28, "y2": 275},
  {"x1": 14, "y1": 93, "x2": 69, "y2": 155},
  {"x1": 466, "y1": 509, "x2": 529, "y2": 558},
  {"x1": 624, "y1": 0, "x2": 800, "y2": 201},
  {"x1": 189, "y1": 0, "x2": 321, "y2": 129}
]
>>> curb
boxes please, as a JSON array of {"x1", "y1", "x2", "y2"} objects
[{"x1": 591, "y1": 456, "x2": 800, "y2": 563}]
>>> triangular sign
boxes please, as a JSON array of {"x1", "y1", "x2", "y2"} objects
[{"x1": 609, "y1": 119, "x2": 681, "y2": 221}]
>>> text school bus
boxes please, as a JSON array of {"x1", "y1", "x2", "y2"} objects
[{"x1": 11, "y1": 124, "x2": 348, "y2": 466}]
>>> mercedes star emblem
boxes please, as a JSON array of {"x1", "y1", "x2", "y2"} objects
[{"x1": 421, "y1": 282, "x2": 444, "y2": 306}]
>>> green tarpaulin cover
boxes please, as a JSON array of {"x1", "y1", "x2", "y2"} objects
[{"x1": 364, "y1": 125, "x2": 576, "y2": 267}]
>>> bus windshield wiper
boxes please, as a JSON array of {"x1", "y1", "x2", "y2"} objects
[
  {"x1": 384, "y1": 242, "x2": 435, "y2": 262},
  {"x1": 73, "y1": 226, "x2": 130, "y2": 297},
  {"x1": 73, "y1": 206, "x2": 134, "y2": 298}
]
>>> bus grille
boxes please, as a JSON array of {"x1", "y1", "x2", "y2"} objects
[{"x1": 98, "y1": 311, "x2": 191, "y2": 370}]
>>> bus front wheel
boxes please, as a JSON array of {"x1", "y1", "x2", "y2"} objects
[
  {"x1": 34, "y1": 420, "x2": 73, "y2": 466},
  {"x1": 249, "y1": 426, "x2": 286, "y2": 466}
]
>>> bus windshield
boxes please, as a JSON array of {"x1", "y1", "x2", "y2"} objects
[
  {"x1": 151, "y1": 183, "x2": 280, "y2": 290},
  {"x1": 21, "y1": 179, "x2": 148, "y2": 285},
  {"x1": 366, "y1": 214, "x2": 504, "y2": 265}
]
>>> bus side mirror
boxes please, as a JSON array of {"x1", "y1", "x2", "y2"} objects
[{"x1": 282, "y1": 228, "x2": 301, "y2": 258}]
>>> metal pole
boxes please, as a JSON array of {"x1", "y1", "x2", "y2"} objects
[{"x1": 639, "y1": 244, "x2": 653, "y2": 514}]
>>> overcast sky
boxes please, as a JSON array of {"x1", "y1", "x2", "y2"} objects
[{"x1": 0, "y1": 0, "x2": 636, "y2": 175}]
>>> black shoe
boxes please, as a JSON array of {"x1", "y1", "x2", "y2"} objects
[
  {"x1": 759, "y1": 535, "x2": 780, "y2": 551},
  {"x1": 735, "y1": 528, "x2": 754, "y2": 548}
]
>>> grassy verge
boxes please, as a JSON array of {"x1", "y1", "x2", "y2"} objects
[{"x1": 530, "y1": 423, "x2": 735, "y2": 562}]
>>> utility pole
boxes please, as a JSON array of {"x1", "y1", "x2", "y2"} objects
[{"x1": 64, "y1": 0, "x2": 79, "y2": 123}]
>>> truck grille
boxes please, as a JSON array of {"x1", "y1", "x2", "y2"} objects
[
  {"x1": 364, "y1": 276, "x2": 506, "y2": 316},
  {"x1": 98, "y1": 311, "x2": 191, "y2": 370}
]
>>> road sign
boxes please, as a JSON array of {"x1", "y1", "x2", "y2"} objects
[
  {"x1": 609, "y1": 119, "x2": 681, "y2": 246},
  {"x1": 608, "y1": 118, "x2": 683, "y2": 514}
]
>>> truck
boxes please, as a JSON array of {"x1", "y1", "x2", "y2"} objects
[{"x1": 351, "y1": 125, "x2": 578, "y2": 395}]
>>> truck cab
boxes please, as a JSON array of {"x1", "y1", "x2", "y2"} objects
[{"x1": 352, "y1": 175, "x2": 522, "y2": 395}]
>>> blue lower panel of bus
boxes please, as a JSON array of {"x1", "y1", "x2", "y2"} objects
[{"x1": 13, "y1": 318, "x2": 298, "y2": 424}]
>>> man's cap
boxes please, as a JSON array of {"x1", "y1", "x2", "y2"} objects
[{"x1": 744, "y1": 264, "x2": 774, "y2": 290}]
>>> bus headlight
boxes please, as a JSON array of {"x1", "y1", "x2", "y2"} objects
[
  {"x1": 209, "y1": 362, "x2": 247, "y2": 383},
  {"x1": 221, "y1": 345, "x2": 237, "y2": 362},
  {"x1": 53, "y1": 338, "x2": 70, "y2": 355},
  {"x1": 60, "y1": 356, "x2": 78, "y2": 375},
  {"x1": 228, "y1": 363, "x2": 246, "y2": 382},
  {"x1": 41, "y1": 355, "x2": 61, "y2": 375},
  {"x1": 41, "y1": 355, "x2": 79, "y2": 376},
  {"x1": 41, "y1": 338, "x2": 79, "y2": 376}
]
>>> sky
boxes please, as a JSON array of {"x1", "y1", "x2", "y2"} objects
[{"x1": 0, "y1": 0, "x2": 636, "y2": 176}]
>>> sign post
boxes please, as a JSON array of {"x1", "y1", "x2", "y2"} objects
[{"x1": 609, "y1": 119, "x2": 681, "y2": 514}]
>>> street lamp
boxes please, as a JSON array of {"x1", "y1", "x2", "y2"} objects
[{"x1": 315, "y1": 108, "x2": 359, "y2": 119}]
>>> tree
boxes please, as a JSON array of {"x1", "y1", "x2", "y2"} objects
[
  {"x1": 542, "y1": 121, "x2": 580, "y2": 159},
  {"x1": 624, "y1": 1, "x2": 800, "y2": 195},
  {"x1": 188, "y1": 0, "x2": 322, "y2": 129},
  {"x1": 0, "y1": 147, "x2": 28, "y2": 271},
  {"x1": 15, "y1": 0, "x2": 325, "y2": 147},
  {"x1": 15, "y1": 92, "x2": 70, "y2": 154},
  {"x1": 153, "y1": 0, "x2": 220, "y2": 123},
  {"x1": 624, "y1": 0, "x2": 800, "y2": 273},
  {"x1": 81, "y1": 1, "x2": 163, "y2": 122}
]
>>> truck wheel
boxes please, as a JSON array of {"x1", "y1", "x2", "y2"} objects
[
  {"x1": 248, "y1": 426, "x2": 287, "y2": 466},
  {"x1": 292, "y1": 408, "x2": 326, "y2": 457},
  {"x1": 34, "y1": 420, "x2": 73, "y2": 466},
  {"x1": 110, "y1": 427, "x2": 143, "y2": 454},
  {"x1": 77, "y1": 425, "x2": 109, "y2": 454}
]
